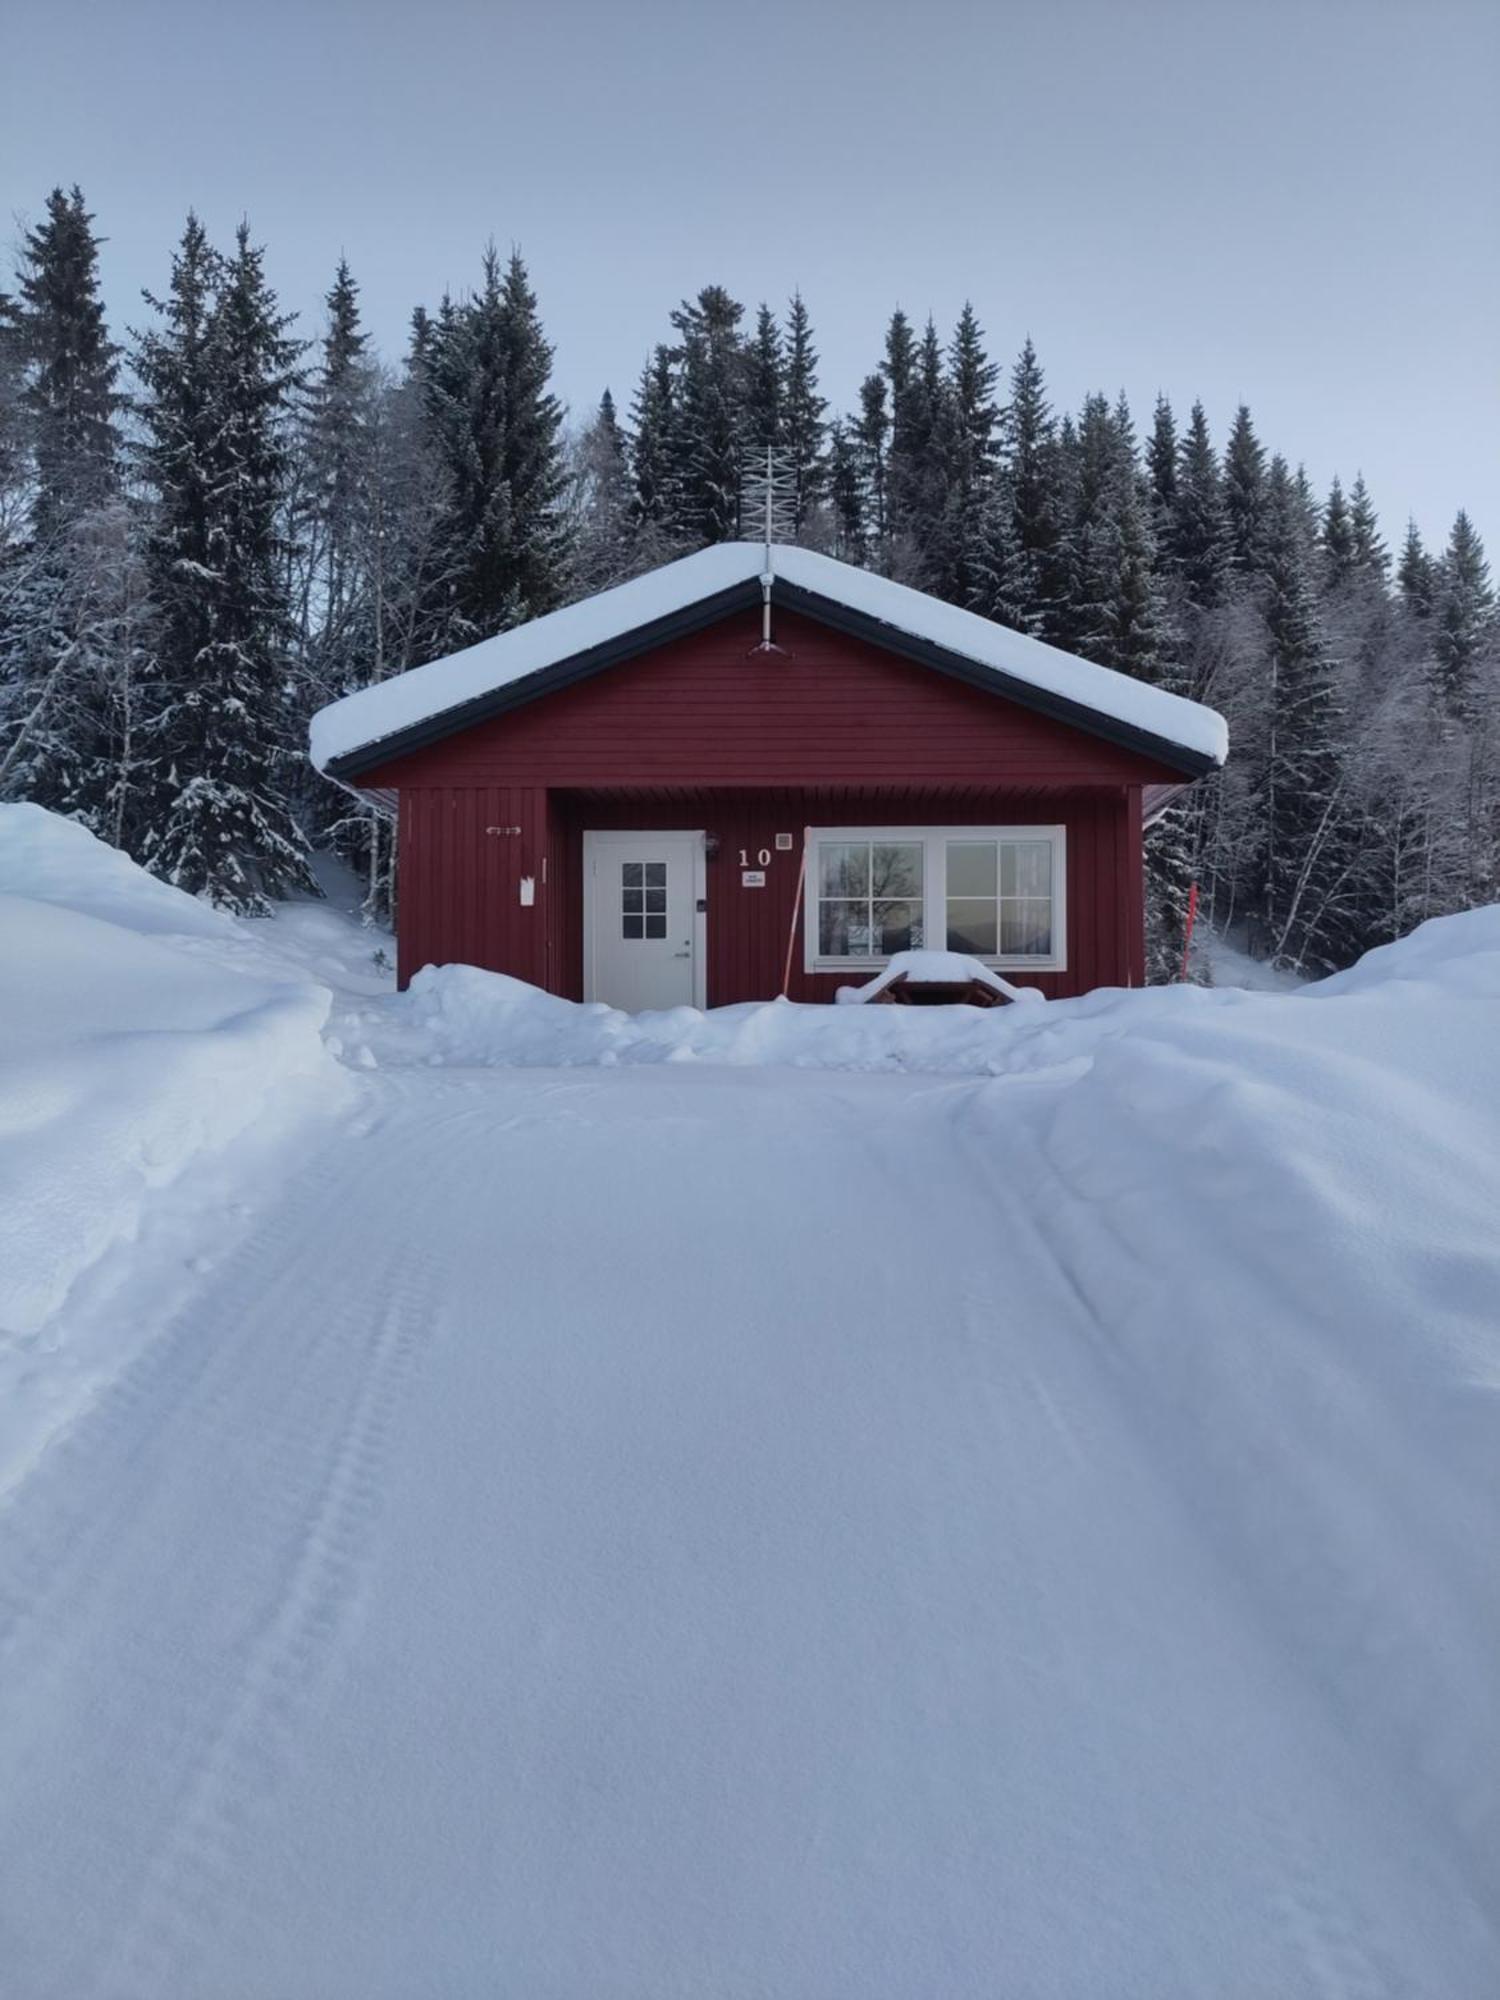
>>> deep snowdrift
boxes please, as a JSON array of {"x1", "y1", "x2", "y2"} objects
[{"x1": 0, "y1": 807, "x2": 343, "y2": 1340}]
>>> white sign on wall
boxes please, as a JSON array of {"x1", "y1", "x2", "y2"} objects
[{"x1": 742, "y1": 869, "x2": 766, "y2": 888}]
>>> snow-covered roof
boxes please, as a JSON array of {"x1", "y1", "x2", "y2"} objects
[{"x1": 310, "y1": 543, "x2": 1229, "y2": 779}]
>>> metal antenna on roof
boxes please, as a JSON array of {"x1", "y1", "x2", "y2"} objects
[{"x1": 740, "y1": 444, "x2": 795, "y2": 653}]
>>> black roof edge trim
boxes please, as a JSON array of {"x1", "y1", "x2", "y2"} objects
[{"x1": 323, "y1": 572, "x2": 1219, "y2": 784}]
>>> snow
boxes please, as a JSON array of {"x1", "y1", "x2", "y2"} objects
[
  {"x1": 310, "y1": 541, "x2": 1230, "y2": 775},
  {"x1": 0, "y1": 800, "x2": 232, "y2": 939},
  {"x1": 1199, "y1": 924, "x2": 1308, "y2": 993},
  {"x1": 1, "y1": 807, "x2": 1498, "y2": 1995},
  {"x1": 835, "y1": 945, "x2": 1047, "y2": 1002},
  {"x1": 0, "y1": 807, "x2": 346, "y2": 1358}
]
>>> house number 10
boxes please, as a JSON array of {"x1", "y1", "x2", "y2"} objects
[{"x1": 739, "y1": 848, "x2": 772, "y2": 867}]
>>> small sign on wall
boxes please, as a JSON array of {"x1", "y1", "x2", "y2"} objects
[{"x1": 741, "y1": 869, "x2": 766, "y2": 888}]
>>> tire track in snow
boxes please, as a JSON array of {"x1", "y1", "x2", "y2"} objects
[
  {"x1": 90, "y1": 1253, "x2": 434, "y2": 2000},
  {"x1": 948, "y1": 1069, "x2": 1500, "y2": 1984},
  {"x1": 0, "y1": 1083, "x2": 497, "y2": 1998}
]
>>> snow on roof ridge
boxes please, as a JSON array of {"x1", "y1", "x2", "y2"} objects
[{"x1": 309, "y1": 542, "x2": 1229, "y2": 776}]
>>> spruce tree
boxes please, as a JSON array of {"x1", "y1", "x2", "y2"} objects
[
  {"x1": 1320, "y1": 475, "x2": 1357, "y2": 589},
  {"x1": 745, "y1": 305, "x2": 783, "y2": 451},
  {"x1": 1253, "y1": 469, "x2": 1350, "y2": 969},
  {"x1": 1, "y1": 184, "x2": 130, "y2": 826},
  {"x1": 1430, "y1": 511, "x2": 1493, "y2": 720},
  {"x1": 826, "y1": 419, "x2": 865, "y2": 564},
  {"x1": 966, "y1": 480, "x2": 1031, "y2": 632},
  {"x1": 1348, "y1": 474, "x2": 1388, "y2": 576},
  {"x1": 629, "y1": 345, "x2": 677, "y2": 531},
  {"x1": 1146, "y1": 394, "x2": 1177, "y2": 526},
  {"x1": 1055, "y1": 391, "x2": 1124, "y2": 654},
  {"x1": 422, "y1": 251, "x2": 514, "y2": 648},
  {"x1": 666, "y1": 285, "x2": 746, "y2": 544},
  {"x1": 1002, "y1": 336, "x2": 1060, "y2": 631},
  {"x1": 0, "y1": 289, "x2": 26, "y2": 549},
  {"x1": 286, "y1": 257, "x2": 391, "y2": 895},
  {"x1": 1397, "y1": 519, "x2": 1437, "y2": 616},
  {"x1": 133, "y1": 217, "x2": 314, "y2": 910},
  {"x1": 1096, "y1": 477, "x2": 1170, "y2": 686},
  {"x1": 406, "y1": 304, "x2": 433, "y2": 381},
  {"x1": 881, "y1": 309, "x2": 924, "y2": 557},
  {"x1": 570, "y1": 388, "x2": 638, "y2": 591},
  {"x1": 926, "y1": 303, "x2": 999, "y2": 605},
  {"x1": 854, "y1": 371, "x2": 890, "y2": 561},
  {"x1": 496, "y1": 249, "x2": 569, "y2": 615},
  {"x1": 421, "y1": 246, "x2": 568, "y2": 649},
  {"x1": 16, "y1": 187, "x2": 121, "y2": 539},
  {"x1": 1221, "y1": 404, "x2": 1267, "y2": 575},
  {"x1": 298, "y1": 259, "x2": 378, "y2": 676},
  {"x1": 782, "y1": 292, "x2": 826, "y2": 538},
  {"x1": 906, "y1": 316, "x2": 949, "y2": 566},
  {"x1": 1168, "y1": 401, "x2": 1229, "y2": 608}
]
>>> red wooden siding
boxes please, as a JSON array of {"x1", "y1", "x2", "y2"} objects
[
  {"x1": 360, "y1": 609, "x2": 1188, "y2": 794},
  {"x1": 397, "y1": 785, "x2": 548, "y2": 991},
  {"x1": 366, "y1": 606, "x2": 1169, "y2": 999},
  {"x1": 550, "y1": 789, "x2": 1139, "y2": 1003}
]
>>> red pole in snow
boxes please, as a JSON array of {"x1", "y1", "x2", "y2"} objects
[
  {"x1": 1179, "y1": 881, "x2": 1200, "y2": 982},
  {"x1": 780, "y1": 846, "x2": 807, "y2": 999}
]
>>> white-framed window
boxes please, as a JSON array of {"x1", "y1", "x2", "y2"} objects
[{"x1": 804, "y1": 825, "x2": 1067, "y2": 972}]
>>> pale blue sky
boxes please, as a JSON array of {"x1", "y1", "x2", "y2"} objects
[{"x1": 5, "y1": 0, "x2": 1496, "y2": 556}]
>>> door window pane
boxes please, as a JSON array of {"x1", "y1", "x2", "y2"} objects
[{"x1": 622, "y1": 861, "x2": 667, "y2": 942}]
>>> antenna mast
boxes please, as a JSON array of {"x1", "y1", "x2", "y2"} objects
[{"x1": 740, "y1": 443, "x2": 796, "y2": 653}]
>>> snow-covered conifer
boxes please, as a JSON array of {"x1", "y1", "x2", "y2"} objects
[
  {"x1": 782, "y1": 292, "x2": 826, "y2": 538},
  {"x1": 1222, "y1": 405, "x2": 1267, "y2": 576},
  {"x1": 133, "y1": 218, "x2": 314, "y2": 910},
  {"x1": 1167, "y1": 401, "x2": 1229, "y2": 609}
]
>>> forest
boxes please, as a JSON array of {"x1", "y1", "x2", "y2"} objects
[{"x1": 2, "y1": 186, "x2": 1494, "y2": 980}]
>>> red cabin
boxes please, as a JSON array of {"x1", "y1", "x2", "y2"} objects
[{"x1": 311, "y1": 545, "x2": 1227, "y2": 1008}]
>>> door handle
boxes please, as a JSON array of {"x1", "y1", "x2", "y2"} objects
[{"x1": 673, "y1": 949, "x2": 691, "y2": 958}]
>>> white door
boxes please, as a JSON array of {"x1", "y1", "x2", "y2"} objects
[{"x1": 584, "y1": 831, "x2": 706, "y2": 1012}]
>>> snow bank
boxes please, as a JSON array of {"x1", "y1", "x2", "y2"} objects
[
  {"x1": 0, "y1": 800, "x2": 232, "y2": 938},
  {"x1": 311, "y1": 541, "x2": 1228, "y2": 774},
  {"x1": 1304, "y1": 902, "x2": 1500, "y2": 999},
  {"x1": 398, "y1": 963, "x2": 1075, "y2": 1075},
  {"x1": 0, "y1": 811, "x2": 343, "y2": 1335},
  {"x1": 384, "y1": 905, "x2": 1500, "y2": 1084}
]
